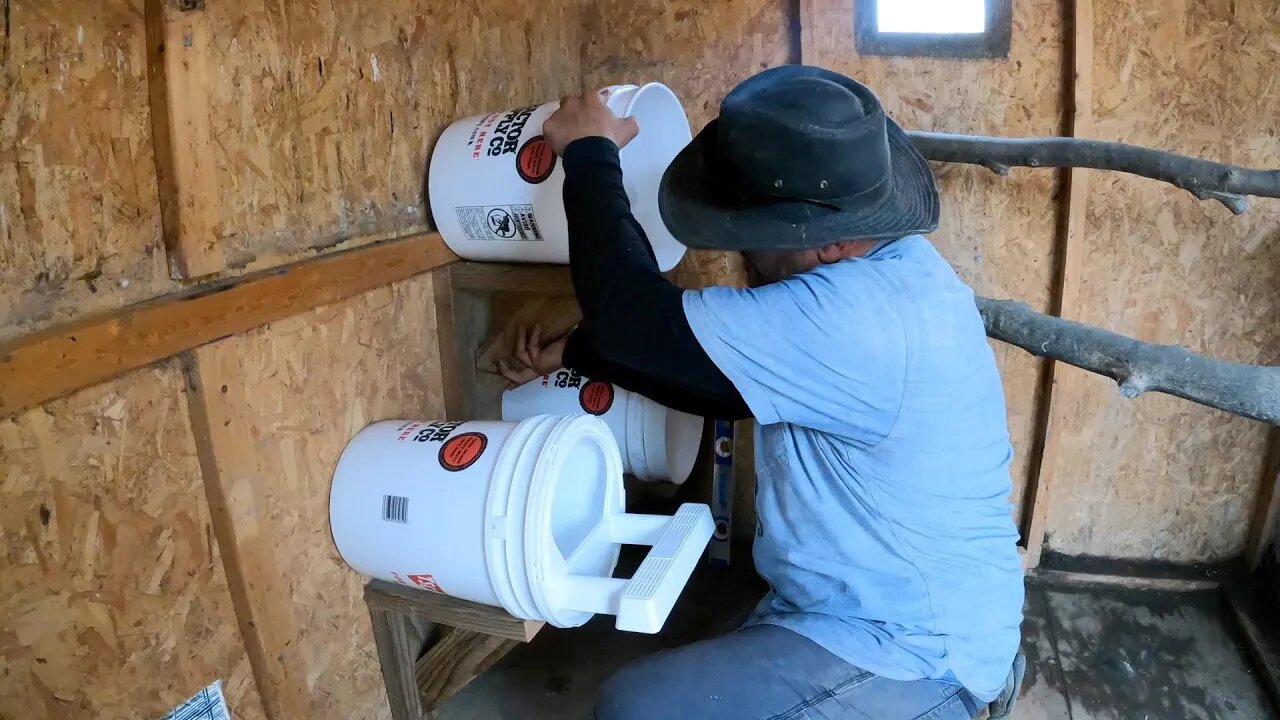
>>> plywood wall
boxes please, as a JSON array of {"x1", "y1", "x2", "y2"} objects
[
  {"x1": 1040, "y1": 0, "x2": 1280, "y2": 561},
  {"x1": 3, "y1": 2, "x2": 1279, "y2": 717},
  {"x1": 0, "y1": 364, "x2": 264, "y2": 720},
  {"x1": 581, "y1": 0, "x2": 792, "y2": 134},
  {"x1": 153, "y1": 0, "x2": 587, "y2": 278},
  {"x1": 802, "y1": 0, "x2": 1068, "y2": 517},
  {"x1": 186, "y1": 274, "x2": 445, "y2": 719},
  {"x1": 157, "y1": 0, "x2": 791, "y2": 282},
  {"x1": 0, "y1": 0, "x2": 173, "y2": 343}
]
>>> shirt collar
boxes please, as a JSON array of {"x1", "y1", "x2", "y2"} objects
[{"x1": 866, "y1": 236, "x2": 907, "y2": 259}]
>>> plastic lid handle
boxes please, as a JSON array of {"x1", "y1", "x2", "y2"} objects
[{"x1": 614, "y1": 503, "x2": 714, "y2": 634}]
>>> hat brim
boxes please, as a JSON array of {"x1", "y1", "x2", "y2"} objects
[{"x1": 658, "y1": 117, "x2": 940, "y2": 251}]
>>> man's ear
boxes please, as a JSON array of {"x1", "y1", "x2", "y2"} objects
[
  {"x1": 815, "y1": 244, "x2": 846, "y2": 264},
  {"x1": 816, "y1": 241, "x2": 873, "y2": 263}
]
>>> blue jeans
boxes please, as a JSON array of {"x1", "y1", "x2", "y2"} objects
[{"x1": 595, "y1": 624, "x2": 981, "y2": 720}]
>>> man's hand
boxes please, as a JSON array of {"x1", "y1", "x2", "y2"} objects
[
  {"x1": 497, "y1": 324, "x2": 569, "y2": 387},
  {"x1": 543, "y1": 90, "x2": 640, "y2": 156}
]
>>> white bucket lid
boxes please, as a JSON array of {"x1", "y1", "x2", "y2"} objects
[
  {"x1": 484, "y1": 414, "x2": 626, "y2": 628},
  {"x1": 610, "y1": 83, "x2": 692, "y2": 273}
]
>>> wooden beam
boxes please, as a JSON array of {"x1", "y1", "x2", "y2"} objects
[
  {"x1": 1021, "y1": 0, "x2": 1094, "y2": 568},
  {"x1": 182, "y1": 352, "x2": 285, "y2": 720},
  {"x1": 1027, "y1": 568, "x2": 1219, "y2": 593},
  {"x1": 0, "y1": 233, "x2": 456, "y2": 417},
  {"x1": 445, "y1": 259, "x2": 698, "y2": 297},
  {"x1": 364, "y1": 581, "x2": 543, "y2": 643},
  {"x1": 449, "y1": 263, "x2": 574, "y2": 295},
  {"x1": 144, "y1": 0, "x2": 221, "y2": 279}
]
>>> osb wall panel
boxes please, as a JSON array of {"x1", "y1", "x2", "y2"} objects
[
  {"x1": 581, "y1": 0, "x2": 792, "y2": 137},
  {"x1": 188, "y1": 274, "x2": 444, "y2": 719},
  {"x1": 803, "y1": 0, "x2": 1067, "y2": 517},
  {"x1": 0, "y1": 0, "x2": 171, "y2": 343},
  {"x1": 581, "y1": 0, "x2": 793, "y2": 290},
  {"x1": 165, "y1": 0, "x2": 585, "y2": 278},
  {"x1": 1043, "y1": 0, "x2": 1280, "y2": 561},
  {"x1": 0, "y1": 364, "x2": 264, "y2": 720}
]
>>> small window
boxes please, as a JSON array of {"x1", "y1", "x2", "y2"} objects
[{"x1": 854, "y1": 0, "x2": 1012, "y2": 59}]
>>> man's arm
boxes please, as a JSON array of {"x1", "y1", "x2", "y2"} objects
[
  {"x1": 564, "y1": 328, "x2": 749, "y2": 419},
  {"x1": 556, "y1": 135, "x2": 748, "y2": 419}
]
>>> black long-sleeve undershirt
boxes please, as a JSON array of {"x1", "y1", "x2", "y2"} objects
[{"x1": 558, "y1": 137, "x2": 750, "y2": 420}]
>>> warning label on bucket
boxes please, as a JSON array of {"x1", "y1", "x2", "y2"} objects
[
  {"x1": 580, "y1": 381, "x2": 615, "y2": 416},
  {"x1": 456, "y1": 205, "x2": 544, "y2": 242},
  {"x1": 516, "y1": 136, "x2": 556, "y2": 183},
  {"x1": 439, "y1": 432, "x2": 488, "y2": 472}
]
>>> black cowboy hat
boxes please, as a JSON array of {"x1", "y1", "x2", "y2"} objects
[{"x1": 659, "y1": 65, "x2": 939, "y2": 251}]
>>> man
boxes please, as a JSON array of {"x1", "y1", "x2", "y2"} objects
[{"x1": 501, "y1": 66, "x2": 1024, "y2": 720}]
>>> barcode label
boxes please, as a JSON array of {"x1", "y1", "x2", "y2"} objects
[{"x1": 382, "y1": 495, "x2": 408, "y2": 523}]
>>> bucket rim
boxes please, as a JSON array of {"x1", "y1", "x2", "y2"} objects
[
  {"x1": 640, "y1": 396, "x2": 668, "y2": 480},
  {"x1": 662, "y1": 410, "x2": 705, "y2": 486},
  {"x1": 524, "y1": 414, "x2": 625, "y2": 627},
  {"x1": 624, "y1": 386, "x2": 650, "y2": 478},
  {"x1": 613, "y1": 82, "x2": 683, "y2": 121},
  {"x1": 483, "y1": 414, "x2": 557, "y2": 621}
]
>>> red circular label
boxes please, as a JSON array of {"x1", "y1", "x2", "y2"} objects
[
  {"x1": 516, "y1": 136, "x2": 556, "y2": 184},
  {"x1": 438, "y1": 432, "x2": 488, "y2": 472},
  {"x1": 579, "y1": 381, "x2": 615, "y2": 416}
]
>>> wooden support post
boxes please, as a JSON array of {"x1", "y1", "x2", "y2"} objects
[
  {"x1": 369, "y1": 606, "x2": 430, "y2": 720},
  {"x1": 1021, "y1": 0, "x2": 1094, "y2": 567},
  {"x1": 449, "y1": 284, "x2": 494, "y2": 421},
  {"x1": 144, "y1": 0, "x2": 222, "y2": 279},
  {"x1": 181, "y1": 351, "x2": 287, "y2": 719},
  {"x1": 1246, "y1": 429, "x2": 1280, "y2": 569},
  {"x1": 431, "y1": 266, "x2": 467, "y2": 421},
  {"x1": 364, "y1": 581, "x2": 542, "y2": 719},
  {"x1": 449, "y1": 263, "x2": 574, "y2": 295},
  {"x1": 416, "y1": 630, "x2": 522, "y2": 714}
]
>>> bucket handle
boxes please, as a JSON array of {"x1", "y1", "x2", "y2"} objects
[
  {"x1": 555, "y1": 503, "x2": 714, "y2": 633},
  {"x1": 614, "y1": 503, "x2": 715, "y2": 633}
]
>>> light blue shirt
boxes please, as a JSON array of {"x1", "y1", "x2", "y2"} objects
[{"x1": 683, "y1": 235, "x2": 1024, "y2": 701}]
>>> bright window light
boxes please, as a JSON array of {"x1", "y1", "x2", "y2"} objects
[{"x1": 877, "y1": 0, "x2": 986, "y2": 34}]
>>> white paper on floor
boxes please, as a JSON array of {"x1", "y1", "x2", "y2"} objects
[{"x1": 160, "y1": 679, "x2": 231, "y2": 720}]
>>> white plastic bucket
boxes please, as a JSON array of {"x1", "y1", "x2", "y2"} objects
[
  {"x1": 501, "y1": 370, "x2": 704, "y2": 485},
  {"x1": 428, "y1": 83, "x2": 692, "y2": 272},
  {"x1": 329, "y1": 416, "x2": 714, "y2": 633}
]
